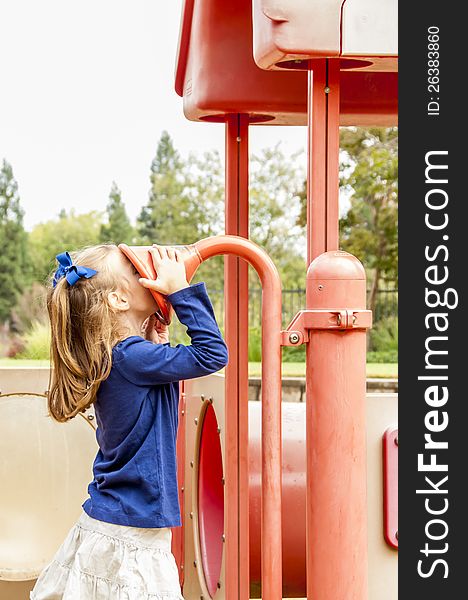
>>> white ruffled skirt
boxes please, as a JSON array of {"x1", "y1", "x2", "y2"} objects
[{"x1": 30, "y1": 510, "x2": 185, "y2": 600}]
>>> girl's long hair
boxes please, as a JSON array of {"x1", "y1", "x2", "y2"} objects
[{"x1": 46, "y1": 244, "x2": 126, "y2": 423}]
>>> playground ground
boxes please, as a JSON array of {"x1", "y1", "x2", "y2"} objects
[{"x1": 0, "y1": 359, "x2": 398, "y2": 379}]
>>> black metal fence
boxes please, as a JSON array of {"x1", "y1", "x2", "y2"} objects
[{"x1": 169, "y1": 287, "x2": 398, "y2": 342}]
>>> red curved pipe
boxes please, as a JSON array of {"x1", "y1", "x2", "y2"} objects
[{"x1": 120, "y1": 234, "x2": 284, "y2": 600}]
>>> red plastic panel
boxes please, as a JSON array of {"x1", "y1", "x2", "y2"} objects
[
  {"x1": 198, "y1": 403, "x2": 224, "y2": 597},
  {"x1": 174, "y1": 0, "x2": 397, "y2": 125},
  {"x1": 383, "y1": 427, "x2": 398, "y2": 549}
]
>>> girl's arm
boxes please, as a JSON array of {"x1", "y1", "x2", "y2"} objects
[{"x1": 113, "y1": 282, "x2": 229, "y2": 386}]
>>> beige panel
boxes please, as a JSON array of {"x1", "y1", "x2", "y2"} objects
[
  {"x1": 366, "y1": 393, "x2": 398, "y2": 599},
  {"x1": 0, "y1": 394, "x2": 98, "y2": 583},
  {"x1": 0, "y1": 368, "x2": 50, "y2": 395},
  {"x1": 182, "y1": 374, "x2": 227, "y2": 600},
  {"x1": 342, "y1": 0, "x2": 398, "y2": 57}
]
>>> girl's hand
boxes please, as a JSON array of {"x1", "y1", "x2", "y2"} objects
[
  {"x1": 138, "y1": 245, "x2": 190, "y2": 296},
  {"x1": 154, "y1": 319, "x2": 170, "y2": 344},
  {"x1": 142, "y1": 315, "x2": 170, "y2": 344}
]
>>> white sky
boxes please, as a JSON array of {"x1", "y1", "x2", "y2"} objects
[{"x1": 0, "y1": 0, "x2": 307, "y2": 231}]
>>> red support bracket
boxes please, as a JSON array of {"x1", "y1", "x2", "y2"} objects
[
  {"x1": 383, "y1": 427, "x2": 398, "y2": 550},
  {"x1": 281, "y1": 309, "x2": 373, "y2": 346}
]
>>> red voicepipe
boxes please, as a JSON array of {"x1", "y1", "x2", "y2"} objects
[{"x1": 119, "y1": 235, "x2": 284, "y2": 600}]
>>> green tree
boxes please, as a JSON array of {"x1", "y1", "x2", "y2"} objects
[
  {"x1": 0, "y1": 159, "x2": 29, "y2": 323},
  {"x1": 29, "y1": 209, "x2": 104, "y2": 283},
  {"x1": 100, "y1": 182, "x2": 134, "y2": 244},
  {"x1": 339, "y1": 127, "x2": 398, "y2": 313},
  {"x1": 296, "y1": 127, "x2": 398, "y2": 313},
  {"x1": 249, "y1": 145, "x2": 306, "y2": 289},
  {"x1": 137, "y1": 131, "x2": 199, "y2": 244}
]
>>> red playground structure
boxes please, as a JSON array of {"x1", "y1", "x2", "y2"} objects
[{"x1": 0, "y1": 1, "x2": 397, "y2": 599}]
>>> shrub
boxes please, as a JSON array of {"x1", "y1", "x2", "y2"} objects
[
  {"x1": 367, "y1": 350, "x2": 398, "y2": 363},
  {"x1": 369, "y1": 316, "x2": 398, "y2": 353},
  {"x1": 17, "y1": 321, "x2": 51, "y2": 360}
]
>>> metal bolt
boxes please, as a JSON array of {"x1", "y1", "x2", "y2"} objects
[
  {"x1": 180, "y1": 564, "x2": 184, "y2": 570},
  {"x1": 289, "y1": 332, "x2": 300, "y2": 344},
  {"x1": 193, "y1": 560, "x2": 197, "y2": 567},
  {"x1": 236, "y1": 136, "x2": 241, "y2": 142},
  {"x1": 395, "y1": 436, "x2": 399, "y2": 447},
  {"x1": 217, "y1": 426, "x2": 221, "y2": 434},
  {"x1": 190, "y1": 460, "x2": 194, "y2": 468},
  {"x1": 324, "y1": 86, "x2": 331, "y2": 93},
  {"x1": 200, "y1": 394, "x2": 205, "y2": 402},
  {"x1": 318, "y1": 284, "x2": 324, "y2": 291},
  {"x1": 87, "y1": 414, "x2": 94, "y2": 420},
  {"x1": 181, "y1": 486, "x2": 184, "y2": 492},
  {"x1": 221, "y1": 477, "x2": 225, "y2": 485},
  {"x1": 209, "y1": 396, "x2": 213, "y2": 403},
  {"x1": 222, "y1": 534, "x2": 226, "y2": 542},
  {"x1": 194, "y1": 417, "x2": 198, "y2": 425},
  {"x1": 181, "y1": 410, "x2": 185, "y2": 415},
  {"x1": 217, "y1": 582, "x2": 221, "y2": 589},
  {"x1": 189, "y1": 511, "x2": 193, "y2": 519}
]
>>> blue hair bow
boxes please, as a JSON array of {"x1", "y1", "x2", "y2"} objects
[{"x1": 53, "y1": 252, "x2": 98, "y2": 288}]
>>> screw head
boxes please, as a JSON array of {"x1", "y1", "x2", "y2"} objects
[
  {"x1": 209, "y1": 396, "x2": 213, "y2": 403},
  {"x1": 200, "y1": 394, "x2": 205, "y2": 402},
  {"x1": 193, "y1": 560, "x2": 197, "y2": 567},
  {"x1": 194, "y1": 417, "x2": 198, "y2": 425},
  {"x1": 217, "y1": 426, "x2": 221, "y2": 434},
  {"x1": 217, "y1": 582, "x2": 221, "y2": 589},
  {"x1": 190, "y1": 460, "x2": 194, "y2": 468},
  {"x1": 318, "y1": 284, "x2": 324, "y2": 291},
  {"x1": 189, "y1": 511, "x2": 193, "y2": 519},
  {"x1": 222, "y1": 533, "x2": 226, "y2": 542},
  {"x1": 324, "y1": 86, "x2": 331, "y2": 93},
  {"x1": 289, "y1": 332, "x2": 300, "y2": 344}
]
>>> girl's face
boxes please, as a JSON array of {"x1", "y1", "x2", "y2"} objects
[{"x1": 109, "y1": 249, "x2": 159, "y2": 319}]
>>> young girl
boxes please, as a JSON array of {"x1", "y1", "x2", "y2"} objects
[{"x1": 30, "y1": 243, "x2": 229, "y2": 600}]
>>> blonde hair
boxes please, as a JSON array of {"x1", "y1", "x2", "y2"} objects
[{"x1": 46, "y1": 244, "x2": 127, "y2": 423}]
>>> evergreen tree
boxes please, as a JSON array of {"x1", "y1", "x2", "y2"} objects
[
  {"x1": 137, "y1": 131, "x2": 200, "y2": 244},
  {"x1": 0, "y1": 159, "x2": 29, "y2": 323},
  {"x1": 100, "y1": 182, "x2": 134, "y2": 244}
]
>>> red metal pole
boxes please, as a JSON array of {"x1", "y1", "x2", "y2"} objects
[
  {"x1": 305, "y1": 252, "x2": 368, "y2": 600},
  {"x1": 305, "y1": 58, "x2": 368, "y2": 600},
  {"x1": 307, "y1": 59, "x2": 340, "y2": 263},
  {"x1": 196, "y1": 235, "x2": 283, "y2": 600},
  {"x1": 224, "y1": 115, "x2": 250, "y2": 600}
]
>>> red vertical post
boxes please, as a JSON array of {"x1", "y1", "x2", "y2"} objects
[
  {"x1": 305, "y1": 58, "x2": 368, "y2": 600},
  {"x1": 305, "y1": 253, "x2": 368, "y2": 600},
  {"x1": 224, "y1": 114, "x2": 250, "y2": 600},
  {"x1": 307, "y1": 58, "x2": 340, "y2": 263}
]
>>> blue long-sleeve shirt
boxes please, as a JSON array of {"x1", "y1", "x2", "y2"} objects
[{"x1": 82, "y1": 281, "x2": 229, "y2": 528}]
